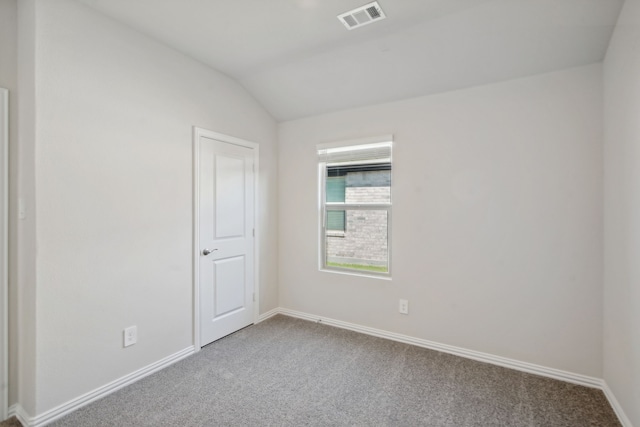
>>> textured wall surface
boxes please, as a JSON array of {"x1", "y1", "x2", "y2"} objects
[
  {"x1": 280, "y1": 64, "x2": 603, "y2": 378},
  {"x1": 0, "y1": 0, "x2": 17, "y2": 411},
  {"x1": 30, "y1": 0, "x2": 277, "y2": 415},
  {"x1": 603, "y1": 0, "x2": 640, "y2": 424}
]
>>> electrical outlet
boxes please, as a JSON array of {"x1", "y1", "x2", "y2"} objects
[
  {"x1": 399, "y1": 299, "x2": 409, "y2": 315},
  {"x1": 123, "y1": 326, "x2": 137, "y2": 347}
]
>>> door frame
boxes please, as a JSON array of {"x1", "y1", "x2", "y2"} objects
[
  {"x1": 192, "y1": 127, "x2": 260, "y2": 351},
  {"x1": 1, "y1": 88, "x2": 8, "y2": 420}
]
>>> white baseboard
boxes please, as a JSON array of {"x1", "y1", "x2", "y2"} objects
[
  {"x1": 601, "y1": 381, "x2": 634, "y2": 427},
  {"x1": 256, "y1": 307, "x2": 280, "y2": 323},
  {"x1": 278, "y1": 308, "x2": 602, "y2": 388},
  {"x1": 9, "y1": 310, "x2": 633, "y2": 427},
  {"x1": 17, "y1": 346, "x2": 195, "y2": 427},
  {"x1": 276, "y1": 308, "x2": 637, "y2": 426},
  {"x1": 8, "y1": 403, "x2": 30, "y2": 426}
]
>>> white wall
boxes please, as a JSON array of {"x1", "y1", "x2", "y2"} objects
[
  {"x1": 603, "y1": 0, "x2": 640, "y2": 425},
  {"x1": 0, "y1": 0, "x2": 17, "y2": 414},
  {"x1": 28, "y1": 0, "x2": 277, "y2": 415},
  {"x1": 16, "y1": 0, "x2": 38, "y2": 416},
  {"x1": 0, "y1": 0, "x2": 16, "y2": 417},
  {"x1": 278, "y1": 64, "x2": 603, "y2": 377},
  {"x1": 8, "y1": 0, "x2": 631, "y2": 420}
]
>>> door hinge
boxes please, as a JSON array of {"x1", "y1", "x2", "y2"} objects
[{"x1": 253, "y1": 228, "x2": 255, "y2": 237}]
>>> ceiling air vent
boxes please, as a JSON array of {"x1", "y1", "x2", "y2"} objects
[{"x1": 338, "y1": 1, "x2": 386, "y2": 30}]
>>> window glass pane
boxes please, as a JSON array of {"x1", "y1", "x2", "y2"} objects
[
  {"x1": 325, "y1": 209, "x2": 388, "y2": 273},
  {"x1": 326, "y1": 176, "x2": 345, "y2": 202},
  {"x1": 345, "y1": 169, "x2": 390, "y2": 204},
  {"x1": 326, "y1": 210, "x2": 345, "y2": 231},
  {"x1": 328, "y1": 164, "x2": 391, "y2": 205}
]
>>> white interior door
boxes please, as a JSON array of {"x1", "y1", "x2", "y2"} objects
[{"x1": 197, "y1": 133, "x2": 255, "y2": 347}]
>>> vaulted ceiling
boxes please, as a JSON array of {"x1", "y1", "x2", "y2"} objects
[{"x1": 76, "y1": 0, "x2": 624, "y2": 121}]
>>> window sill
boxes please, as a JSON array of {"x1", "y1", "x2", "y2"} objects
[
  {"x1": 320, "y1": 267, "x2": 392, "y2": 281},
  {"x1": 326, "y1": 231, "x2": 346, "y2": 237}
]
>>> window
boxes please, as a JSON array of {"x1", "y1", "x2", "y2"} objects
[
  {"x1": 318, "y1": 137, "x2": 392, "y2": 276},
  {"x1": 326, "y1": 176, "x2": 346, "y2": 233}
]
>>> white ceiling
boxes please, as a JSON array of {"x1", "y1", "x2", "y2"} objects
[{"x1": 76, "y1": 0, "x2": 624, "y2": 121}]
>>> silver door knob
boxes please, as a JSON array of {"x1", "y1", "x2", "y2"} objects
[{"x1": 202, "y1": 248, "x2": 217, "y2": 256}]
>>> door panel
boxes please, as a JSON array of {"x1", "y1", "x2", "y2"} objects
[
  {"x1": 215, "y1": 155, "x2": 245, "y2": 238},
  {"x1": 214, "y1": 256, "x2": 246, "y2": 316},
  {"x1": 198, "y1": 135, "x2": 254, "y2": 346}
]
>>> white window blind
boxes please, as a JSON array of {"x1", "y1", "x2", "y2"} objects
[{"x1": 317, "y1": 141, "x2": 392, "y2": 166}]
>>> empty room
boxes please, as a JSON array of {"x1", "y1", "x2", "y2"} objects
[{"x1": 0, "y1": 0, "x2": 638, "y2": 426}]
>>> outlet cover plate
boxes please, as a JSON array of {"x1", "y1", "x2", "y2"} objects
[
  {"x1": 399, "y1": 299, "x2": 409, "y2": 315},
  {"x1": 124, "y1": 326, "x2": 137, "y2": 347}
]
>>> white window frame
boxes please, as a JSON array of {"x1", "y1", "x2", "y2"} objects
[{"x1": 317, "y1": 135, "x2": 393, "y2": 279}]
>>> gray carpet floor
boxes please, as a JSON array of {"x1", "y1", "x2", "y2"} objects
[
  {"x1": 0, "y1": 417, "x2": 22, "y2": 427},
  {"x1": 50, "y1": 315, "x2": 620, "y2": 426}
]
